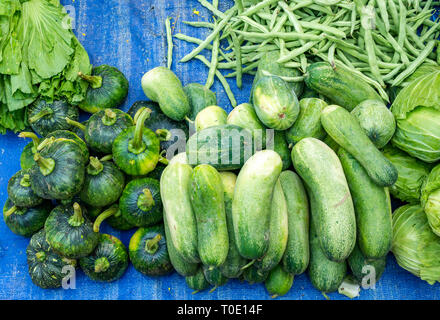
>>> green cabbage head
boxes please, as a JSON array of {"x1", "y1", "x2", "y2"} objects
[
  {"x1": 391, "y1": 66, "x2": 440, "y2": 163},
  {"x1": 392, "y1": 204, "x2": 440, "y2": 285},
  {"x1": 421, "y1": 163, "x2": 440, "y2": 236}
]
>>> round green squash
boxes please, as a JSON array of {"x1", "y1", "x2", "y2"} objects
[
  {"x1": 80, "y1": 157, "x2": 125, "y2": 208},
  {"x1": 78, "y1": 65, "x2": 129, "y2": 113},
  {"x1": 112, "y1": 107, "x2": 162, "y2": 176},
  {"x1": 129, "y1": 225, "x2": 173, "y2": 276},
  {"x1": 184, "y1": 83, "x2": 218, "y2": 121},
  {"x1": 46, "y1": 130, "x2": 90, "y2": 163},
  {"x1": 18, "y1": 132, "x2": 40, "y2": 171},
  {"x1": 27, "y1": 229, "x2": 77, "y2": 289},
  {"x1": 92, "y1": 205, "x2": 135, "y2": 232},
  {"x1": 7, "y1": 170, "x2": 42, "y2": 208},
  {"x1": 119, "y1": 177, "x2": 162, "y2": 227},
  {"x1": 44, "y1": 203, "x2": 99, "y2": 259},
  {"x1": 79, "y1": 233, "x2": 129, "y2": 282},
  {"x1": 30, "y1": 137, "x2": 86, "y2": 200},
  {"x1": 253, "y1": 75, "x2": 300, "y2": 131},
  {"x1": 3, "y1": 198, "x2": 51, "y2": 237},
  {"x1": 27, "y1": 99, "x2": 79, "y2": 137},
  {"x1": 186, "y1": 268, "x2": 210, "y2": 293}
]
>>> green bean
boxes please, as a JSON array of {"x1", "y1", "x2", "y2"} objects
[
  {"x1": 278, "y1": 40, "x2": 321, "y2": 63},
  {"x1": 406, "y1": 25, "x2": 425, "y2": 50},
  {"x1": 197, "y1": 0, "x2": 226, "y2": 19},
  {"x1": 183, "y1": 21, "x2": 215, "y2": 28},
  {"x1": 420, "y1": 19, "x2": 440, "y2": 42},
  {"x1": 174, "y1": 33, "x2": 231, "y2": 62},
  {"x1": 241, "y1": 0, "x2": 280, "y2": 17},
  {"x1": 239, "y1": 16, "x2": 270, "y2": 33},
  {"x1": 165, "y1": 17, "x2": 173, "y2": 69},
  {"x1": 382, "y1": 64, "x2": 404, "y2": 81},
  {"x1": 376, "y1": 0, "x2": 390, "y2": 32},
  {"x1": 231, "y1": 32, "x2": 243, "y2": 89},
  {"x1": 437, "y1": 41, "x2": 440, "y2": 65},
  {"x1": 269, "y1": 6, "x2": 281, "y2": 30},
  {"x1": 206, "y1": 27, "x2": 220, "y2": 89},
  {"x1": 236, "y1": 0, "x2": 244, "y2": 13},
  {"x1": 235, "y1": 30, "x2": 323, "y2": 41},
  {"x1": 283, "y1": 61, "x2": 302, "y2": 68},
  {"x1": 225, "y1": 61, "x2": 260, "y2": 77},
  {"x1": 328, "y1": 43, "x2": 336, "y2": 67},
  {"x1": 335, "y1": 49, "x2": 356, "y2": 69}
]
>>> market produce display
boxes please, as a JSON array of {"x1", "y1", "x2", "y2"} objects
[{"x1": 2, "y1": 0, "x2": 440, "y2": 300}]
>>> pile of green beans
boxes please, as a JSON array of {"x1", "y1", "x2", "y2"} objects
[{"x1": 171, "y1": 0, "x2": 440, "y2": 105}]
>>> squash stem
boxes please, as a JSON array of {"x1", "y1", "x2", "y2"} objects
[
  {"x1": 78, "y1": 72, "x2": 103, "y2": 89},
  {"x1": 36, "y1": 137, "x2": 56, "y2": 152},
  {"x1": 100, "y1": 155, "x2": 113, "y2": 162},
  {"x1": 102, "y1": 109, "x2": 117, "y2": 126},
  {"x1": 156, "y1": 129, "x2": 172, "y2": 142},
  {"x1": 65, "y1": 117, "x2": 86, "y2": 132},
  {"x1": 94, "y1": 257, "x2": 110, "y2": 273},
  {"x1": 28, "y1": 108, "x2": 53, "y2": 124},
  {"x1": 33, "y1": 153, "x2": 55, "y2": 176},
  {"x1": 158, "y1": 156, "x2": 169, "y2": 166},
  {"x1": 93, "y1": 206, "x2": 119, "y2": 233},
  {"x1": 129, "y1": 108, "x2": 152, "y2": 154},
  {"x1": 145, "y1": 234, "x2": 162, "y2": 254},
  {"x1": 241, "y1": 259, "x2": 256, "y2": 270},
  {"x1": 18, "y1": 132, "x2": 40, "y2": 151},
  {"x1": 209, "y1": 286, "x2": 218, "y2": 294},
  {"x1": 4, "y1": 205, "x2": 18, "y2": 218},
  {"x1": 35, "y1": 251, "x2": 47, "y2": 263},
  {"x1": 20, "y1": 174, "x2": 31, "y2": 188},
  {"x1": 185, "y1": 116, "x2": 194, "y2": 124},
  {"x1": 137, "y1": 189, "x2": 155, "y2": 212},
  {"x1": 68, "y1": 203, "x2": 85, "y2": 227},
  {"x1": 87, "y1": 156, "x2": 104, "y2": 176}
]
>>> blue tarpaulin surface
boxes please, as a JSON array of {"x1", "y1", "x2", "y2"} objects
[{"x1": 0, "y1": 0, "x2": 439, "y2": 300}]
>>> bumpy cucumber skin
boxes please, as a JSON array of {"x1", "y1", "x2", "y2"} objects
[
  {"x1": 219, "y1": 172, "x2": 247, "y2": 278},
  {"x1": 265, "y1": 265, "x2": 294, "y2": 298},
  {"x1": 163, "y1": 213, "x2": 198, "y2": 277},
  {"x1": 338, "y1": 149, "x2": 392, "y2": 259},
  {"x1": 280, "y1": 171, "x2": 310, "y2": 275},
  {"x1": 160, "y1": 163, "x2": 199, "y2": 263},
  {"x1": 321, "y1": 105, "x2": 398, "y2": 187},
  {"x1": 186, "y1": 267, "x2": 210, "y2": 292},
  {"x1": 273, "y1": 131, "x2": 292, "y2": 171},
  {"x1": 195, "y1": 106, "x2": 228, "y2": 132},
  {"x1": 203, "y1": 265, "x2": 229, "y2": 287},
  {"x1": 190, "y1": 165, "x2": 229, "y2": 267},
  {"x1": 292, "y1": 138, "x2": 356, "y2": 262},
  {"x1": 305, "y1": 62, "x2": 382, "y2": 111},
  {"x1": 255, "y1": 180, "x2": 288, "y2": 273},
  {"x1": 232, "y1": 150, "x2": 283, "y2": 259},
  {"x1": 348, "y1": 243, "x2": 386, "y2": 284},
  {"x1": 184, "y1": 83, "x2": 217, "y2": 121},
  {"x1": 243, "y1": 265, "x2": 269, "y2": 284},
  {"x1": 308, "y1": 209, "x2": 347, "y2": 293}
]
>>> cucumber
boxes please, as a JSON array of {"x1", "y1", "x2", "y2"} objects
[
  {"x1": 169, "y1": 152, "x2": 189, "y2": 166},
  {"x1": 252, "y1": 75, "x2": 300, "y2": 131},
  {"x1": 163, "y1": 213, "x2": 198, "y2": 277},
  {"x1": 280, "y1": 171, "x2": 310, "y2": 275},
  {"x1": 292, "y1": 138, "x2": 356, "y2": 262},
  {"x1": 255, "y1": 180, "x2": 288, "y2": 273},
  {"x1": 286, "y1": 98, "x2": 328, "y2": 146},
  {"x1": 189, "y1": 165, "x2": 229, "y2": 267},
  {"x1": 232, "y1": 150, "x2": 283, "y2": 259},
  {"x1": 348, "y1": 243, "x2": 386, "y2": 284},
  {"x1": 272, "y1": 131, "x2": 292, "y2": 171},
  {"x1": 305, "y1": 62, "x2": 382, "y2": 111},
  {"x1": 195, "y1": 106, "x2": 228, "y2": 131},
  {"x1": 308, "y1": 210, "x2": 347, "y2": 293},
  {"x1": 243, "y1": 264, "x2": 269, "y2": 284},
  {"x1": 265, "y1": 265, "x2": 294, "y2": 298},
  {"x1": 186, "y1": 124, "x2": 256, "y2": 171},
  {"x1": 323, "y1": 135, "x2": 339, "y2": 153},
  {"x1": 186, "y1": 267, "x2": 210, "y2": 292},
  {"x1": 219, "y1": 172, "x2": 247, "y2": 278},
  {"x1": 338, "y1": 149, "x2": 392, "y2": 259},
  {"x1": 203, "y1": 265, "x2": 229, "y2": 287},
  {"x1": 160, "y1": 163, "x2": 199, "y2": 263},
  {"x1": 141, "y1": 67, "x2": 190, "y2": 121},
  {"x1": 321, "y1": 105, "x2": 398, "y2": 187},
  {"x1": 184, "y1": 83, "x2": 217, "y2": 121}
]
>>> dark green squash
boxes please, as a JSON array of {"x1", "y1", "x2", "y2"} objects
[
  {"x1": 78, "y1": 65, "x2": 129, "y2": 113},
  {"x1": 119, "y1": 177, "x2": 162, "y2": 227},
  {"x1": 46, "y1": 130, "x2": 89, "y2": 163},
  {"x1": 129, "y1": 225, "x2": 173, "y2": 276},
  {"x1": 80, "y1": 157, "x2": 125, "y2": 208},
  {"x1": 27, "y1": 229, "x2": 77, "y2": 289},
  {"x1": 44, "y1": 203, "x2": 99, "y2": 259},
  {"x1": 27, "y1": 99, "x2": 79, "y2": 137},
  {"x1": 7, "y1": 170, "x2": 42, "y2": 208},
  {"x1": 85, "y1": 205, "x2": 102, "y2": 221},
  {"x1": 79, "y1": 233, "x2": 129, "y2": 282},
  {"x1": 18, "y1": 132, "x2": 40, "y2": 171},
  {"x1": 128, "y1": 101, "x2": 189, "y2": 151},
  {"x1": 3, "y1": 198, "x2": 51, "y2": 237},
  {"x1": 185, "y1": 268, "x2": 211, "y2": 293},
  {"x1": 93, "y1": 205, "x2": 135, "y2": 232},
  {"x1": 30, "y1": 137, "x2": 86, "y2": 200},
  {"x1": 112, "y1": 107, "x2": 162, "y2": 176},
  {"x1": 147, "y1": 161, "x2": 167, "y2": 181},
  {"x1": 183, "y1": 83, "x2": 218, "y2": 121},
  {"x1": 243, "y1": 264, "x2": 269, "y2": 284}
]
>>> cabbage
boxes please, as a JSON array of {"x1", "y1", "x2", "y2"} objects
[
  {"x1": 391, "y1": 65, "x2": 440, "y2": 163},
  {"x1": 421, "y1": 164, "x2": 440, "y2": 236},
  {"x1": 383, "y1": 145, "x2": 431, "y2": 203},
  {"x1": 392, "y1": 204, "x2": 440, "y2": 285}
]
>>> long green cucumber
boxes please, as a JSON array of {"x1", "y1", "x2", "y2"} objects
[
  {"x1": 160, "y1": 163, "x2": 199, "y2": 263},
  {"x1": 280, "y1": 171, "x2": 310, "y2": 275},
  {"x1": 321, "y1": 105, "x2": 398, "y2": 187},
  {"x1": 292, "y1": 138, "x2": 356, "y2": 262},
  {"x1": 265, "y1": 265, "x2": 294, "y2": 298},
  {"x1": 232, "y1": 150, "x2": 283, "y2": 259},
  {"x1": 219, "y1": 172, "x2": 247, "y2": 278},
  {"x1": 338, "y1": 149, "x2": 393, "y2": 259},
  {"x1": 189, "y1": 165, "x2": 229, "y2": 267},
  {"x1": 243, "y1": 264, "x2": 269, "y2": 284},
  {"x1": 185, "y1": 267, "x2": 210, "y2": 293},
  {"x1": 273, "y1": 131, "x2": 292, "y2": 171}
]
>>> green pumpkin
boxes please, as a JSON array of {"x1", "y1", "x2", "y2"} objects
[
  {"x1": 3, "y1": 198, "x2": 51, "y2": 237},
  {"x1": 129, "y1": 225, "x2": 173, "y2": 276},
  {"x1": 147, "y1": 161, "x2": 167, "y2": 181},
  {"x1": 186, "y1": 268, "x2": 210, "y2": 293},
  {"x1": 7, "y1": 170, "x2": 42, "y2": 208},
  {"x1": 45, "y1": 203, "x2": 99, "y2": 259},
  {"x1": 93, "y1": 205, "x2": 135, "y2": 232},
  {"x1": 128, "y1": 101, "x2": 189, "y2": 151},
  {"x1": 80, "y1": 157, "x2": 125, "y2": 208},
  {"x1": 18, "y1": 132, "x2": 40, "y2": 171},
  {"x1": 112, "y1": 107, "x2": 162, "y2": 176},
  {"x1": 119, "y1": 177, "x2": 162, "y2": 227},
  {"x1": 79, "y1": 233, "x2": 129, "y2": 282},
  {"x1": 30, "y1": 137, "x2": 86, "y2": 200},
  {"x1": 46, "y1": 130, "x2": 90, "y2": 163},
  {"x1": 78, "y1": 65, "x2": 129, "y2": 113},
  {"x1": 27, "y1": 99, "x2": 79, "y2": 137},
  {"x1": 27, "y1": 229, "x2": 77, "y2": 289}
]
